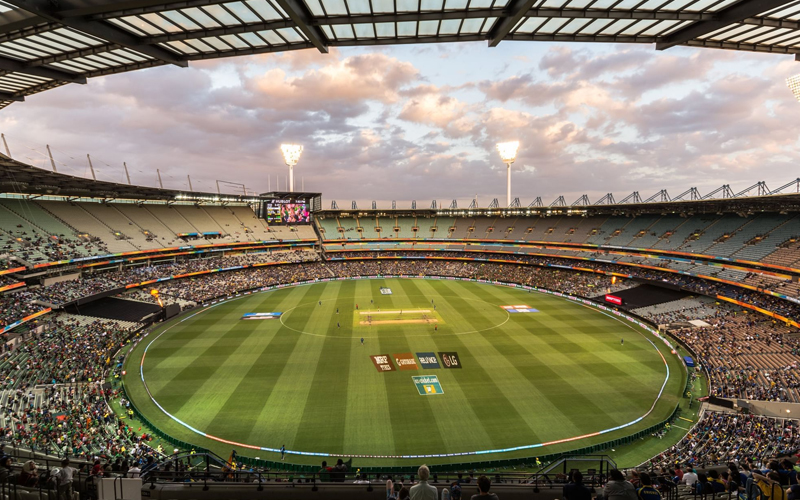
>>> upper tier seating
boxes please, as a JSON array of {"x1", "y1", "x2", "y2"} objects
[{"x1": 316, "y1": 216, "x2": 342, "y2": 239}]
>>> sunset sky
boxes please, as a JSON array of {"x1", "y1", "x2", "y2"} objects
[{"x1": 1, "y1": 41, "x2": 798, "y2": 207}]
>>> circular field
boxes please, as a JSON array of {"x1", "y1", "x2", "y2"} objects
[{"x1": 124, "y1": 277, "x2": 685, "y2": 465}]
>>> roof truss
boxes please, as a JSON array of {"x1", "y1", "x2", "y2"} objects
[
  {"x1": 0, "y1": 0, "x2": 793, "y2": 106},
  {"x1": 657, "y1": 0, "x2": 798, "y2": 50}
]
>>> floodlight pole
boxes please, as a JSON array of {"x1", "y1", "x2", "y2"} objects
[
  {"x1": 87, "y1": 154, "x2": 96, "y2": 181},
  {"x1": 1, "y1": 134, "x2": 10, "y2": 157},
  {"x1": 280, "y1": 144, "x2": 303, "y2": 193},
  {"x1": 45, "y1": 145, "x2": 57, "y2": 172},
  {"x1": 496, "y1": 141, "x2": 520, "y2": 208},
  {"x1": 506, "y1": 161, "x2": 512, "y2": 207},
  {"x1": 123, "y1": 162, "x2": 131, "y2": 185}
]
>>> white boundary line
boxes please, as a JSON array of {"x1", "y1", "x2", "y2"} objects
[{"x1": 133, "y1": 276, "x2": 680, "y2": 460}]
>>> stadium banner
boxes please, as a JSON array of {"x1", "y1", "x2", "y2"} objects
[
  {"x1": 0, "y1": 281, "x2": 25, "y2": 293},
  {"x1": 412, "y1": 375, "x2": 444, "y2": 395},
  {"x1": 370, "y1": 354, "x2": 396, "y2": 372},
  {"x1": 241, "y1": 312, "x2": 282, "y2": 320},
  {"x1": 439, "y1": 352, "x2": 462, "y2": 368},
  {"x1": 392, "y1": 352, "x2": 418, "y2": 371},
  {"x1": 715, "y1": 295, "x2": 800, "y2": 328},
  {"x1": 0, "y1": 266, "x2": 25, "y2": 276},
  {"x1": 327, "y1": 237, "x2": 800, "y2": 277},
  {"x1": 0, "y1": 308, "x2": 51, "y2": 334},
  {"x1": 416, "y1": 352, "x2": 441, "y2": 369},
  {"x1": 31, "y1": 240, "x2": 315, "y2": 270}
]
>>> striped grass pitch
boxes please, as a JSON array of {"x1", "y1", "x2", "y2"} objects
[{"x1": 124, "y1": 278, "x2": 685, "y2": 466}]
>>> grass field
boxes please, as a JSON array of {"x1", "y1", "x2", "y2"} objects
[{"x1": 124, "y1": 278, "x2": 686, "y2": 466}]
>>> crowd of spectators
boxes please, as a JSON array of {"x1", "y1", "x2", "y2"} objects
[
  {"x1": 649, "y1": 411, "x2": 800, "y2": 470},
  {"x1": 673, "y1": 316, "x2": 800, "y2": 402},
  {"x1": 0, "y1": 314, "x2": 140, "y2": 389},
  {"x1": 331, "y1": 251, "x2": 800, "y2": 319},
  {"x1": 0, "y1": 250, "x2": 318, "y2": 328},
  {"x1": 1, "y1": 228, "x2": 109, "y2": 267},
  {"x1": 1, "y1": 383, "x2": 159, "y2": 462}
]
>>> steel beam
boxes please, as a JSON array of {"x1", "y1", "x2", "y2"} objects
[
  {"x1": 89, "y1": 0, "x2": 239, "y2": 19},
  {"x1": 487, "y1": 0, "x2": 538, "y2": 46},
  {"x1": 3, "y1": 0, "x2": 188, "y2": 67},
  {"x1": 655, "y1": 0, "x2": 796, "y2": 50},
  {"x1": 141, "y1": 20, "x2": 295, "y2": 44},
  {"x1": 0, "y1": 91, "x2": 24, "y2": 102},
  {"x1": 55, "y1": 0, "x2": 209, "y2": 18},
  {"x1": 0, "y1": 55, "x2": 86, "y2": 83},
  {"x1": 273, "y1": 0, "x2": 329, "y2": 53},
  {"x1": 0, "y1": 9, "x2": 48, "y2": 35}
]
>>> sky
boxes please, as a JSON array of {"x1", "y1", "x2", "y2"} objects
[{"x1": 0, "y1": 40, "x2": 799, "y2": 208}]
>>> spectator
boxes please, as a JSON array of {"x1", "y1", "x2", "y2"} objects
[
  {"x1": 636, "y1": 473, "x2": 661, "y2": 500},
  {"x1": 410, "y1": 465, "x2": 437, "y2": 500},
  {"x1": 564, "y1": 470, "x2": 592, "y2": 500},
  {"x1": 604, "y1": 469, "x2": 637, "y2": 500},
  {"x1": 57, "y1": 458, "x2": 75, "y2": 500},
  {"x1": 0, "y1": 456, "x2": 12, "y2": 484},
  {"x1": 681, "y1": 466, "x2": 698, "y2": 487},
  {"x1": 18, "y1": 460, "x2": 38, "y2": 487},
  {"x1": 332, "y1": 458, "x2": 347, "y2": 482},
  {"x1": 471, "y1": 475, "x2": 499, "y2": 500}
]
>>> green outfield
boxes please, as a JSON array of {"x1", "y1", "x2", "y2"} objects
[{"x1": 124, "y1": 278, "x2": 686, "y2": 466}]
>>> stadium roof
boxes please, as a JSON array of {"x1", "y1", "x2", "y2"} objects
[
  {"x1": 0, "y1": 152, "x2": 262, "y2": 202},
  {"x1": 0, "y1": 0, "x2": 796, "y2": 108}
]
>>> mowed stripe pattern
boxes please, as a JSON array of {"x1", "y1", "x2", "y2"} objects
[{"x1": 132, "y1": 279, "x2": 674, "y2": 461}]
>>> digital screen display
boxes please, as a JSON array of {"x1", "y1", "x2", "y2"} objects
[
  {"x1": 605, "y1": 294, "x2": 623, "y2": 306},
  {"x1": 265, "y1": 201, "x2": 310, "y2": 224}
]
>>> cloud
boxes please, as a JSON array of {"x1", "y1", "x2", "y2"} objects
[{"x1": 0, "y1": 43, "x2": 797, "y2": 206}]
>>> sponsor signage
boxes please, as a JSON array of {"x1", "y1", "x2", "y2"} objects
[
  {"x1": 439, "y1": 352, "x2": 462, "y2": 369},
  {"x1": 416, "y1": 352, "x2": 441, "y2": 369},
  {"x1": 501, "y1": 305, "x2": 539, "y2": 313},
  {"x1": 380, "y1": 287, "x2": 393, "y2": 295},
  {"x1": 604, "y1": 295, "x2": 623, "y2": 306},
  {"x1": 393, "y1": 352, "x2": 418, "y2": 371},
  {"x1": 241, "y1": 312, "x2": 282, "y2": 320},
  {"x1": 412, "y1": 375, "x2": 444, "y2": 395},
  {"x1": 370, "y1": 354, "x2": 396, "y2": 372}
]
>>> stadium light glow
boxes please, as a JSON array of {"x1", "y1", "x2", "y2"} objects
[
  {"x1": 496, "y1": 141, "x2": 520, "y2": 207},
  {"x1": 280, "y1": 144, "x2": 303, "y2": 192},
  {"x1": 789, "y1": 75, "x2": 800, "y2": 103}
]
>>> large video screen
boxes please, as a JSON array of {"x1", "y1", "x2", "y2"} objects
[{"x1": 265, "y1": 201, "x2": 311, "y2": 224}]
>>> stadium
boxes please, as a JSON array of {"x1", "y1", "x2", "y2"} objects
[{"x1": 0, "y1": 1, "x2": 798, "y2": 499}]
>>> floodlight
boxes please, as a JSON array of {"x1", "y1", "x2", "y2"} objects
[
  {"x1": 788, "y1": 75, "x2": 800, "y2": 103},
  {"x1": 496, "y1": 141, "x2": 520, "y2": 207},
  {"x1": 280, "y1": 143, "x2": 303, "y2": 192},
  {"x1": 496, "y1": 141, "x2": 519, "y2": 164}
]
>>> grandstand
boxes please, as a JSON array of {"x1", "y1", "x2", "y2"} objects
[{"x1": 1, "y1": 154, "x2": 800, "y2": 499}]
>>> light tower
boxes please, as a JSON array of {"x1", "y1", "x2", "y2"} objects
[
  {"x1": 789, "y1": 75, "x2": 800, "y2": 103},
  {"x1": 280, "y1": 144, "x2": 303, "y2": 192},
  {"x1": 496, "y1": 141, "x2": 520, "y2": 207}
]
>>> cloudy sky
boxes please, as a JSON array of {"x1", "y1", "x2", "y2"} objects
[{"x1": 0, "y1": 40, "x2": 798, "y2": 207}]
